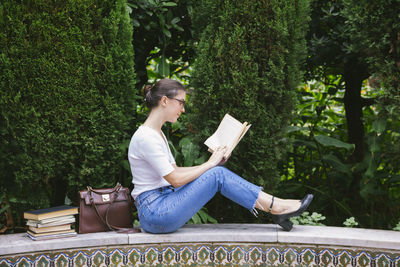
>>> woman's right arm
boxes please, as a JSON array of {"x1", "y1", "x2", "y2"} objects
[{"x1": 164, "y1": 146, "x2": 227, "y2": 188}]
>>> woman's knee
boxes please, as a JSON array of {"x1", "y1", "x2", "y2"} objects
[{"x1": 204, "y1": 166, "x2": 229, "y2": 176}]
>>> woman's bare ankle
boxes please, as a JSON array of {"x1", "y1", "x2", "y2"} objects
[{"x1": 271, "y1": 199, "x2": 301, "y2": 215}]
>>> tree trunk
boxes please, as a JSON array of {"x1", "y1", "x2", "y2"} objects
[
  {"x1": 343, "y1": 66, "x2": 367, "y2": 163},
  {"x1": 343, "y1": 58, "x2": 369, "y2": 220}
]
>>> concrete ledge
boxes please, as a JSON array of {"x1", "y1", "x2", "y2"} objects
[
  {"x1": 277, "y1": 224, "x2": 400, "y2": 250},
  {"x1": 1, "y1": 224, "x2": 399, "y2": 256}
]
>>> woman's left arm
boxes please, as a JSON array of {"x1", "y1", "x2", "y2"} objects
[
  {"x1": 173, "y1": 165, "x2": 199, "y2": 171},
  {"x1": 164, "y1": 146, "x2": 226, "y2": 188}
]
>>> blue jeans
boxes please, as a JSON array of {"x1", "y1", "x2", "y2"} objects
[{"x1": 135, "y1": 166, "x2": 262, "y2": 234}]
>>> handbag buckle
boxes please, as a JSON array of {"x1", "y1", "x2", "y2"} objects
[{"x1": 102, "y1": 194, "x2": 110, "y2": 202}]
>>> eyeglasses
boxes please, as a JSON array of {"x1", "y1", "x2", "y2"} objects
[{"x1": 168, "y1": 97, "x2": 185, "y2": 107}]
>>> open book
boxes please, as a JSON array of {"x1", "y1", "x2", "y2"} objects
[{"x1": 204, "y1": 114, "x2": 251, "y2": 158}]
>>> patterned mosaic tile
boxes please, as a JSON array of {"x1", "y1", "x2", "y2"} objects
[{"x1": 1, "y1": 243, "x2": 399, "y2": 267}]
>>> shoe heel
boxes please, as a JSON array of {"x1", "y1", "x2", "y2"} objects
[
  {"x1": 270, "y1": 215, "x2": 293, "y2": 231},
  {"x1": 279, "y1": 219, "x2": 293, "y2": 231},
  {"x1": 270, "y1": 214, "x2": 280, "y2": 224}
]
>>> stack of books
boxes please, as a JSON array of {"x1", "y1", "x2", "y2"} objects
[{"x1": 24, "y1": 205, "x2": 78, "y2": 241}]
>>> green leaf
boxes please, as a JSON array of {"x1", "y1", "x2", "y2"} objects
[
  {"x1": 157, "y1": 55, "x2": 170, "y2": 77},
  {"x1": 314, "y1": 135, "x2": 355, "y2": 151},
  {"x1": 285, "y1": 126, "x2": 309, "y2": 133},
  {"x1": 293, "y1": 139, "x2": 317, "y2": 149},
  {"x1": 368, "y1": 135, "x2": 379, "y2": 153},
  {"x1": 168, "y1": 140, "x2": 179, "y2": 158},
  {"x1": 162, "y1": 2, "x2": 178, "y2": 7},
  {"x1": 126, "y1": 5, "x2": 132, "y2": 14},
  {"x1": 190, "y1": 213, "x2": 201, "y2": 224},
  {"x1": 364, "y1": 154, "x2": 376, "y2": 179},
  {"x1": 132, "y1": 19, "x2": 140, "y2": 27},
  {"x1": 197, "y1": 208, "x2": 218, "y2": 224},
  {"x1": 322, "y1": 154, "x2": 351, "y2": 175},
  {"x1": 207, "y1": 216, "x2": 218, "y2": 224},
  {"x1": 147, "y1": 67, "x2": 163, "y2": 80},
  {"x1": 171, "y1": 17, "x2": 180, "y2": 24},
  {"x1": 161, "y1": 27, "x2": 171, "y2": 38},
  {"x1": 172, "y1": 24, "x2": 184, "y2": 32},
  {"x1": 179, "y1": 137, "x2": 199, "y2": 166},
  {"x1": 197, "y1": 209, "x2": 209, "y2": 223},
  {"x1": 372, "y1": 119, "x2": 386, "y2": 134},
  {"x1": 126, "y1": 3, "x2": 138, "y2": 9}
]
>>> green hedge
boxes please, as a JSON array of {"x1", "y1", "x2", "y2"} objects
[
  {"x1": 188, "y1": 0, "x2": 310, "y2": 221},
  {"x1": 0, "y1": 0, "x2": 137, "y2": 226}
]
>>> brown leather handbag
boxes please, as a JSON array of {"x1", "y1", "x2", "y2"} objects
[{"x1": 78, "y1": 183, "x2": 139, "y2": 234}]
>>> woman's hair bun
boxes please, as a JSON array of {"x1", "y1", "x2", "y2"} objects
[
  {"x1": 143, "y1": 84, "x2": 153, "y2": 102},
  {"x1": 143, "y1": 84, "x2": 152, "y2": 96}
]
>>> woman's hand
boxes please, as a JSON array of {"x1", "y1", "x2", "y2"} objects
[
  {"x1": 207, "y1": 146, "x2": 227, "y2": 167},
  {"x1": 218, "y1": 153, "x2": 231, "y2": 165}
]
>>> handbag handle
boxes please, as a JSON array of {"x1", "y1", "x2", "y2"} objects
[
  {"x1": 88, "y1": 183, "x2": 140, "y2": 233},
  {"x1": 87, "y1": 183, "x2": 122, "y2": 195}
]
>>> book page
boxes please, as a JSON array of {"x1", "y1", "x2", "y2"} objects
[
  {"x1": 237, "y1": 124, "x2": 251, "y2": 146},
  {"x1": 204, "y1": 114, "x2": 246, "y2": 156},
  {"x1": 225, "y1": 123, "x2": 251, "y2": 157}
]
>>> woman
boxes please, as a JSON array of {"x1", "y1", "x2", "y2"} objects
[{"x1": 128, "y1": 79, "x2": 313, "y2": 234}]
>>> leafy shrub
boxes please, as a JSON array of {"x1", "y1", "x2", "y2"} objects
[
  {"x1": 291, "y1": 212, "x2": 359, "y2": 228},
  {"x1": 0, "y1": 0, "x2": 137, "y2": 228},
  {"x1": 290, "y1": 212, "x2": 326, "y2": 226},
  {"x1": 343, "y1": 217, "x2": 358, "y2": 228}
]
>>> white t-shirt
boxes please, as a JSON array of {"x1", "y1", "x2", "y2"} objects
[{"x1": 128, "y1": 125, "x2": 175, "y2": 199}]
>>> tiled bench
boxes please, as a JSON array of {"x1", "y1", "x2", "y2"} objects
[{"x1": 1, "y1": 224, "x2": 399, "y2": 266}]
